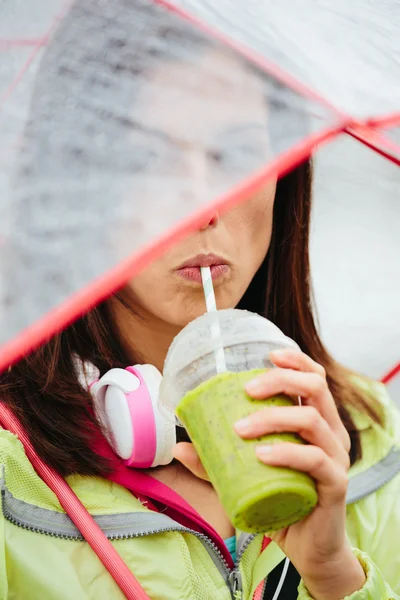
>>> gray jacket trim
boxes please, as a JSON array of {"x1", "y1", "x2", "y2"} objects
[{"x1": 346, "y1": 446, "x2": 400, "y2": 504}]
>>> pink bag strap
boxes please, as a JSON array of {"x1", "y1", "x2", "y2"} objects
[{"x1": 0, "y1": 402, "x2": 151, "y2": 600}]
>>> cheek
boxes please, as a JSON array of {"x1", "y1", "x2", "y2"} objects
[
  {"x1": 233, "y1": 182, "x2": 276, "y2": 247},
  {"x1": 125, "y1": 258, "x2": 196, "y2": 325},
  {"x1": 250, "y1": 181, "x2": 276, "y2": 220},
  {"x1": 126, "y1": 262, "x2": 169, "y2": 309}
]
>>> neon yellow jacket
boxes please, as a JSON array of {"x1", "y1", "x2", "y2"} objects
[{"x1": 0, "y1": 378, "x2": 399, "y2": 599}]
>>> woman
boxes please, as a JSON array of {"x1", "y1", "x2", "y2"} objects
[
  {"x1": 1, "y1": 0, "x2": 400, "y2": 599},
  {"x1": 2, "y1": 175, "x2": 400, "y2": 600}
]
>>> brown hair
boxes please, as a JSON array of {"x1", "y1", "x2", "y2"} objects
[{"x1": 0, "y1": 160, "x2": 382, "y2": 476}]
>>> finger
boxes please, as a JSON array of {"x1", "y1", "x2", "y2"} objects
[
  {"x1": 245, "y1": 368, "x2": 350, "y2": 452},
  {"x1": 267, "y1": 349, "x2": 348, "y2": 447},
  {"x1": 234, "y1": 405, "x2": 350, "y2": 467},
  {"x1": 246, "y1": 367, "x2": 328, "y2": 403},
  {"x1": 269, "y1": 348, "x2": 326, "y2": 378},
  {"x1": 256, "y1": 442, "x2": 349, "y2": 506},
  {"x1": 172, "y1": 442, "x2": 210, "y2": 481}
]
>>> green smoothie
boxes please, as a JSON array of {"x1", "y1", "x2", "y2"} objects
[{"x1": 176, "y1": 369, "x2": 318, "y2": 533}]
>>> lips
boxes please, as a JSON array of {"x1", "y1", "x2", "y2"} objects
[
  {"x1": 176, "y1": 254, "x2": 229, "y2": 283},
  {"x1": 177, "y1": 253, "x2": 228, "y2": 269}
]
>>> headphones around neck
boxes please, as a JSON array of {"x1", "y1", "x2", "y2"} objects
[{"x1": 91, "y1": 365, "x2": 176, "y2": 468}]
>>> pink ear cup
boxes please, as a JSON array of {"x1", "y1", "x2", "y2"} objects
[
  {"x1": 127, "y1": 365, "x2": 176, "y2": 468},
  {"x1": 91, "y1": 365, "x2": 176, "y2": 469},
  {"x1": 124, "y1": 366, "x2": 157, "y2": 468}
]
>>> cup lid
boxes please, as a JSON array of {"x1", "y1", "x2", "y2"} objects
[{"x1": 159, "y1": 309, "x2": 298, "y2": 418}]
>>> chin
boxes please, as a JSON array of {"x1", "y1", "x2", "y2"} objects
[
  {"x1": 179, "y1": 305, "x2": 211, "y2": 327},
  {"x1": 177, "y1": 297, "x2": 236, "y2": 329}
]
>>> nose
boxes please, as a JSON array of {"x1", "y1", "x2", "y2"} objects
[
  {"x1": 199, "y1": 211, "x2": 220, "y2": 230},
  {"x1": 183, "y1": 148, "x2": 220, "y2": 230}
]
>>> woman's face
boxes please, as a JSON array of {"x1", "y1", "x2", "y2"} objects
[{"x1": 122, "y1": 48, "x2": 276, "y2": 327}]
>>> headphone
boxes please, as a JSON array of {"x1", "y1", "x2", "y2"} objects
[{"x1": 90, "y1": 365, "x2": 176, "y2": 468}]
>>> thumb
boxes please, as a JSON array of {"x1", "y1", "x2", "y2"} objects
[{"x1": 172, "y1": 442, "x2": 210, "y2": 481}]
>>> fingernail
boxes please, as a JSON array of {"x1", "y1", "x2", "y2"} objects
[
  {"x1": 269, "y1": 349, "x2": 288, "y2": 359},
  {"x1": 269, "y1": 349, "x2": 290, "y2": 362},
  {"x1": 234, "y1": 417, "x2": 251, "y2": 434},
  {"x1": 245, "y1": 380, "x2": 263, "y2": 394},
  {"x1": 256, "y1": 445, "x2": 273, "y2": 458}
]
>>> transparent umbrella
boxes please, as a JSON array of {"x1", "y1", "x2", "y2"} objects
[{"x1": 0, "y1": 0, "x2": 399, "y2": 398}]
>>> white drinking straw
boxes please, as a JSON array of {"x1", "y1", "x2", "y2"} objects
[{"x1": 200, "y1": 266, "x2": 227, "y2": 374}]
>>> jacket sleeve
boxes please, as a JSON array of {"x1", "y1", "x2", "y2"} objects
[
  {"x1": 297, "y1": 548, "x2": 399, "y2": 599},
  {"x1": 298, "y1": 378, "x2": 400, "y2": 600},
  {"x1": 344, "y1": 381, "x2": 400, "y2": 595}
]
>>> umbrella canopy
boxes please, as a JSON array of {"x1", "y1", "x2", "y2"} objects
[{"x1": 0, "y1": 0, "x2": 399, "y2": 395}]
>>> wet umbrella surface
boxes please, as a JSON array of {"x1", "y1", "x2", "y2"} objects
[{"x1": 0, "y1": 0, "x2": 399, "y2": 396}]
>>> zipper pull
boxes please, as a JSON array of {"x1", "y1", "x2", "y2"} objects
[{"x1": 228, "y1": 570, "x2": 243, "y2": 600}]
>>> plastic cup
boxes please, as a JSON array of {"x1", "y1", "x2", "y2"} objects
[{"x1": 159, "y1": 309, "x2": 318, "y2": 533}]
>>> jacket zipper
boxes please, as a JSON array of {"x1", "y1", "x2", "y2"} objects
[
  {"x1": 2, "y1": 486, "x2": 248, "y2": 597},
  {"x1": 228, "y1": 570, "x2": 243, "y2": 600},
  {"x1": 228, "y1": 534, "x2": 256, "y2": 599},
  {"x1": 4, "y1": 508, "x2": 244, "y2": 598},
  {"x1": 4, "y1": 444, "x2": 399, "y2": 599}
]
